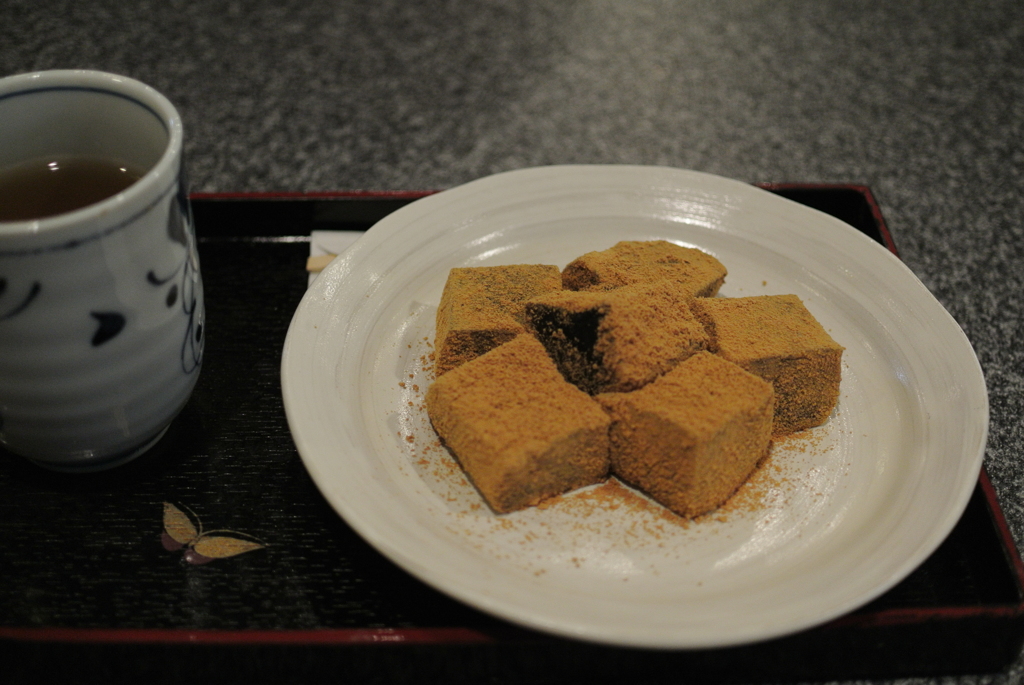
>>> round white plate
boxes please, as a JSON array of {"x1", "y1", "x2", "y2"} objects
[{"x1": 281, "y1": 165, "x2": 987, "y2": 648}]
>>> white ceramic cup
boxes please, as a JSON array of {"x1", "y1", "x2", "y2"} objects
[{"x1": 0, "y1": 70, "x2": 204, "y2": 471}]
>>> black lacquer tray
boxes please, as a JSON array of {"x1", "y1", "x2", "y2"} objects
[{"x1": 1, "y1": 185, "x2": 1021, "y2": 684}]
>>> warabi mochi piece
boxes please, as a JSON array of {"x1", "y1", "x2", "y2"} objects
[
  {"x1": 596, "y1": 351, "x2": 774, "y2": 519},
  {"x1": 525, "y1": 279, "x2": 710, "y2": 394},
  {"x1": 562, "y1": 240, "x2": 726, "y2": 297},
  {"x1": 425, "y1": 334, "x2": 611, "y2": 514},
  {"x1": 433, "y1": 264, "x2": 561, "y2": 375},
  {"x1": 691, "y1": 294, "x2": 844, "y2": 435}
]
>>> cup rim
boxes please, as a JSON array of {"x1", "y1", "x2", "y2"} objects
[{"x1": 0, "y1": 69, "x2": 184, "y2": 237}]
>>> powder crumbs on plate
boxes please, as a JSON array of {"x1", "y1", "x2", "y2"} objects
[
  {"x1": 667, "y1": 420, "x2": 837, "y2": 523},
  {"x1": 712, "y1": 426, "x2": 835, "y2": 519},
  {"x1": 712, "y1": 451, "x2": 784, "y2": 520},
  {"x1": 773, "y1": 425, "x2": 830, "y2": 455},
  {"x1": 395, "y1": 339, "x2": 480, "y2": 512},
  {"x1": 537, "y1": 478, "x2": 692, "y2": 536}
]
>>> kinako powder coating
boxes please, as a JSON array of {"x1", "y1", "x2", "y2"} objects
[
  {"x1": 691, "y1": 294, "x2": 844, "y2": 435},
  {"x1": 561, "y1": 239, "x2": 727, "y2": 296},
  {"x1": 425, "y1": 334, "x2": 611, "y2": 515},
  {"x1": 433, "y1": 264, "x2": 562, "y2": 376},
  {"x1": 525, "y1": 279, "x2": 710, "y2": 394},
  {"x1": 596, "y1": 351, "x2": 774, "y2": 519}
]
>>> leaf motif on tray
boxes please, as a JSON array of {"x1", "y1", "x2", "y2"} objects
[
  {"x1": 193, "y1": 535, "x2": 265, "y2": 559},
  {"x1": 162, "y1": 502, "x2": 199, "y2": 545},
  {"x1": 161, "y1": 502, "x2": 266, "y2": 565}
]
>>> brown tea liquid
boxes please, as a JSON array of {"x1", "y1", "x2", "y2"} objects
[{"x1": 0, "y1": 156, "x2": 145, "y2": 222}]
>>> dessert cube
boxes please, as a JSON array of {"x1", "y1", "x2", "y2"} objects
[
  {"x1": 434, "y1": 264, "x2": 561, "y2": 375},
  {"x1": 426, "y1": 335, "x2": 611, "y2": 513},
  {"x1": 691, "y1": 294, "x2": 844, "y2": 435},
  {"x1": 597, "y1": 351, "x2": 774, "y2": 518},
  {"x1": 525, "y1": 279, "x2": 709, "y2": 394},
  {"x1": 562, "y1": 240, "x2": 726, "y2": 297}
]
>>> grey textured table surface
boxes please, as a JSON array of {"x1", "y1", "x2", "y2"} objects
[{"x1": 3, "y1": 0, "x2": 1023, "y2": 682}]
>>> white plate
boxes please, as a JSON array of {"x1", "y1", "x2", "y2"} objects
[{"x1": 281, "y1": 165, "x2": 987, "y2": 648}]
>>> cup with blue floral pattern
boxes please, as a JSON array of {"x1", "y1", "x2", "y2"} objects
[{"x1": 0, "y1": 70, "x2": 204, "y2": 471}]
